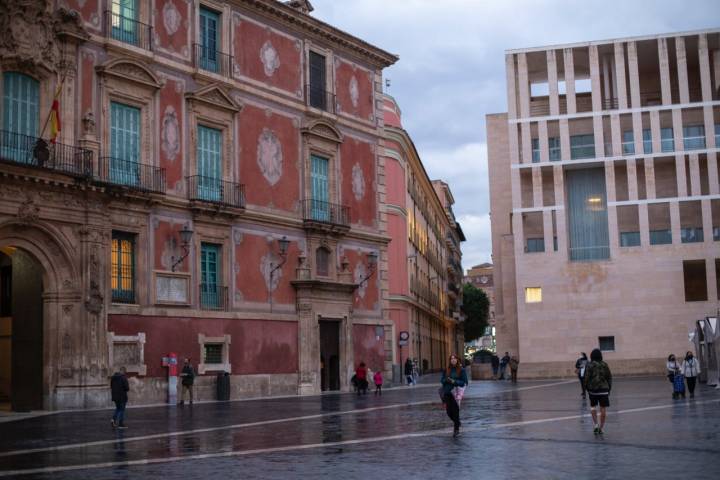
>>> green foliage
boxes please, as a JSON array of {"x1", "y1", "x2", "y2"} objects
[{"x1": 462, "y1": 283, "x2": 489, "y2": 342}]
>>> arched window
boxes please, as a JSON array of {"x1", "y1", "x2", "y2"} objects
[{"x1": 316, "y1": 247, "x2": 330, "y2": 277}]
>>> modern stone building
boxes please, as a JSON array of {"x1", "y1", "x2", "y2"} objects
[
  {"x1": 487, "y1": 29, "x2": 720, "y2": 378},
  {"x1": 383, "y1": 95, "x2": 465, "y2": 374},
  {"x1": 0, "y1": 0, "x2": 399, "y2": 410}
]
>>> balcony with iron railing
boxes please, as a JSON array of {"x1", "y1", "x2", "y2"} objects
[
  {"x1": 105, "y1": 10, "x2": 153, "y2": 51},
  {"x1": 186, "y1": 175, "x2": 245, "y2": 209},
  {"x1": 0, "y1": 129, "x2": 93, "y2": 178},
  {"x1": 305, "y1": 84, "x2": 336, "y2": 113},
  {"x1": 301, "y1": 199, "x2": 350, "y2": 230},
  {"x1": 97, "y1": 156, "x2": 166, "y2": 193},
  {"x1": 193, "y1": 43, "x2": 233, "y2": 77},
  {"x1": 199, "y1": 284, "x2": 228, "y2": 311}
]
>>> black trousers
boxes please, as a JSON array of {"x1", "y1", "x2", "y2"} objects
[
  {"x1": 686, "y1": 376, "x2": 696, "y2": 394},
  {"x1": 578, "y1": 374, "x2": 586, "y2": 394},
  {"x1": 443, "y1": 393, "x2": 460, "y2": 428}
]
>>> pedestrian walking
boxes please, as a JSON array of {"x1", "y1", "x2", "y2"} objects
[
  {"x1": 110, "y1": 366, "x2": 129, "y2": 429},
  {"x1": 499, "y1": 351, "x2": 510, "y2": 380},
  {"x1": 179, "y1": 358, "x2": 195, "y2": 405},
  {"x1": 373, "y1": 369, "x2": 383, "y2": 396},
  {"x1": 355, "y1": 362, "x2": 368, "y2": 395},
  {"x1": 404, "y1": 357, "x2": 414, "y2": 386},
  {"x1": 440, "y1": 353, "x2": 468, "y2": 437},
  {"x1": 681, "y1": 351, "x2": 700, "y2": 398},
  {"x1": 667, "y1": 354, "x2": 682, "y2": 399},
  {"x1": 491, "y1": 354, "x2": 500, "y2": 380},
  {"x1": 575, "y1": 352, "x2": 589, "y2": 398},
  {"x1": 509, "y1": 355, "x2": 519, "y2": 383},
  {"x1": 583, "y1": 348, "x2": 612, "y2": 435}
]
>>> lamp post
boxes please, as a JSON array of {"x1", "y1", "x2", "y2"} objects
[
  {"x1": 358, "y1": 251, "x2": 378, "y2": 285},
  {"x1": 171, "y1": 225, "x2": 194, "y2": 272},
  {"x1": 269, "y1": 236, "x2": 290, "y2": 312}
]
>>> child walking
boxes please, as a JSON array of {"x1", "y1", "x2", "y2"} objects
[{"x1": 373, "y1": 369, "x2": 383, "y2": 395}]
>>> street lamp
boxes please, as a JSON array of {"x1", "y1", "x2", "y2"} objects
[
  {"x1": 358, "y1": 251, "x2": 378, "y2": 285},
  {"x1": 171, "y1": 224, "x2": 194, "y2": 272},
  {"x1": 269, "y1": 236, "x2": 290, "y2": 312}
]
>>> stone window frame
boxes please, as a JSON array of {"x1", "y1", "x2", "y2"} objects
[
  {"x1": 198, "y1": 333, "x2": 231, "y2": 374},
  {"x1": 193, "y1": 228, "x2": 231, "y2": 309},
  {"x1": 315, "y1": 245, "x2": 331, "y2": 277},
  {"x1": 108, "y1": 221, "x2": 149, "y2": 308},
  {"x1": 194, "y1": 0, "x2": 232, "y2": 58},
  {"x1": 300, "y1": 120, "x2": 343, "y2": 207},
  {"x1": 304, "y1": 42, "x2": 335, "y2": 111},
  {"x1": 107, "y1": 331, "x2": 147, "y2": 376}
]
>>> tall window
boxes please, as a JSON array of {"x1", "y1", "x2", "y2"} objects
[
  {"x1": 2, "y1": 72, "x2": 39, "y2": 164},
  {"x1": 622, "y1": 131, "x2": 635, "y2": 155},
  {"x1": 548, "y1": 137, "x2": 561, "y2": 161},
  {"x1": 642, "y1": 129, "x2": 652, "y2": 154},
  {"x1": 200, "y1": 243, "x2": 221, "y2": 309},
  {"x1": 112, "y1": 231, "x2": 135, "y2": 303},
  {"x1": 111, "y1": 0, "x2": 138, "y2": 45},
  {"x1": 570, "y1": 134, "x2": 595, "y2": 159},
  {"x1": 566, "y1": 168, "x2": 609, "y2": 261},
  {"x1": 660, "y1": 127, "x2": 674, "y2": 152},
  {"x1": 310, "y1": 154, "x2": 329, "y2": 221},
  {"x1": 197, "y1": 125, "x2": 222, "y2": 201},
  {"x1": 531, "y1": 138, "x2": 540, "y2": 163},
  {"x1": 308, "y1": 51, "x2": 327, "y2": 110},
  {"x1": 683, "y1": 125, "x2": 706, "y2": 151},
  {"x1": 199, "y1": 7, "x2": 220, "y2": 72},
  {"x1": 683, "y1": 260, "x2": 707, "y2": 302},
  {"x1": 110, "y1": 102, "x2": 140, "y2": 185}
]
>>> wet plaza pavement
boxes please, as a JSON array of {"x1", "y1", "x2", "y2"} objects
[{"x1": 0, "y1": 377, "x2": 718, "y2": 479}]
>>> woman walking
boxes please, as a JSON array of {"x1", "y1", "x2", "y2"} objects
[
  {"x1": 440, "y1": 354, "x2": 468, "y2": 437},
  {"x1": 681, "y1": 351, "x2": 701, "y2": 398},
  {"x1": 355, "y1": 362, "x2": 368, "y2": 395},
  {"x1": 584, "y1": 348, "x2": 612, "y2": 435},
  {"x1": 575, "y1": 352, "x2": 588, "y2": 398},
  {"x1": 667, "y1": 354, "x2": 682, "y2": 399}
]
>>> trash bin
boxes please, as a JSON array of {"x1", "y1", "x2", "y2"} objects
[{"x1": 216, "y1": 371, "x2": 230, "y2": 401}]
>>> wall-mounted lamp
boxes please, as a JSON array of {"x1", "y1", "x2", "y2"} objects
[
  {"x1": 358, "y1": 251, "x2": 379, "y2": 285},
  {"x1": 171, "y1": 225, "x2": 194, "y2": 272},
  {"x1": 269, "y1": 236, "x2": 290, "y2": 312}
]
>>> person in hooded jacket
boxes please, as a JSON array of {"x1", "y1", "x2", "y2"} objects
[
  {"x1": 110, "y1": 366, "x2": 129, "y2": 429},
  {"x1": 681, "y1": 351, "x2": 701, "y2": 398},
  {"x1": 584, "y1": 349, "x2": 612, "y2": 435}
]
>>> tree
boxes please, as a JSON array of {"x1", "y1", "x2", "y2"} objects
[{"x1": 461, "y1": 283, "x2": 489, "y2": 342}]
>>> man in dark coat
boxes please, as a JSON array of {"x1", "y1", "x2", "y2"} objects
[
  {"x1": 491, "y1": 354, "x2": 500, "y2": 380},
  {"x1": 180, "y1": 358, "x2": 195, "y2": 405},
  {"x1": 110, "y1": 367, "x2": 129, "y2": 429},
  {"x1": 404, "y1": 357, "x2": 414, "y2": 385}
]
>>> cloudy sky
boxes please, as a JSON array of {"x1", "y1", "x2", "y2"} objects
[{"x1": 310, "y1": 0, "x2": 719, "y2": 270}]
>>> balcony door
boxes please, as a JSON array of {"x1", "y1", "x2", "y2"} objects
[
  {"x1": 200, "y1": 243, "x2": 220, "y2": 309},
  {"x1": 197, "y1": 125, "x2": 222, "y2": 201},
  {"x1": 111, "y1": 0, "x2": 138, "y2": 45},
  {"x1": 110, "y1": 102, "x2": 140, "y2": 185},
  {"x1": 308, "y1": 51, "x2": 326, "y2": 109},
  {"x1": 311, "y1": 154, "x2": 329, "y2": 221},
  {"x1": 2, "y1": 72, "x2": 39, "y2": 163},
  {"x1": 199, "y1": 7, "x2": 219, "y2": 72}
]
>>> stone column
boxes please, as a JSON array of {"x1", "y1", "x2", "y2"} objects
[
  {"x1": 614, "y1": 42, "x2": 628, "y2": 109},
  {"x1": 698, "y1": 34, "x2": 713, "y2": 103},
  {"x1": 538, "y1": 120, "x2": 549, "y2": 162},
  {"x1": 688, "y1": 153, "x2": 701, "y2": 196},
  {"x1": 521, "y1": 123, "x2": 532, "y2": 165},
  {"x1": 532, "y1": 167, "x2": 543, "y2": 208},
  {"x1": 670, "y1": 201, "x2": 681, "y2": 244},
  {"x1": 506, "y1": 54, "x2": 518, "y2": 120},
  {"x1": 638, "y1": 203, "x2": 650, "y2": 247},
  {"x1": 627, "y1": 158, "x2": 638, "y2": 201},
  {"x1": 547, "y1": 50, "x2": 559, "y2": 115},
  {"x1": 517, "y1": 53, "x2": 530, "y2": 119},
  {"x1": 708, "y1": 151, "x2": 719, "y2": 195},
  {"x1": 675, "y1": 36, "x2": 689, "y2": 104},
  {"x1": 296, "y1": 299, "x2": 318, "y2": 395},
  {"x1": 658, "y1": 38, "x2": 672, "y2": 106},
  {"x1": 610, "y1": 113, "x2": 622, "y2": 157},
  {"x1": 542, "y1": 210, "x2": 553, "y2": 254},
  {"x1": 563, "y1": 48, "x2": 576, "y2": 114},
  {"x1": 627, "y1": 41, "x2": 641, "y2": 108},
  {"x1": 589, "y1": 45, "x2": 603, "y2": 112}
]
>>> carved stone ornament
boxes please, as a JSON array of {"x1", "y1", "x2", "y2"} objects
[
  {"x1": 260, "y1": 40, "x2": 280, "y2": 77},
  {"x1": 351, "y1": 162, "x2": 365, "y2": 201},
  {"x1": 17, "y1": 199, "x2": 40, "y2": 224},
  {"x1": 261, "y1": 253, "x2": 282, "y2": 292},
  {"x1": 85, "y1": 280, "x2": 104, "y2": 315},
  {"x1": 81, "y1": 111, "x2": 96, "y2": 136},
  {"x1": 163, "y1": 0, "x2": 182, "y2": 35},
  {"x1": 257, "y1": 128, "x2": 283, "y2": 186},
  {"x1": 349, "y1": 76, "x2": 359, "y2": 108},
  {"x1": 161, "y1": 106, "x2": 180, "y2": 162}
]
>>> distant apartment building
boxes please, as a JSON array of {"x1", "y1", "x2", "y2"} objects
[
  {"x1": 464, "y1": 263, "x2": 495, "y2": 326},
  {"x1": 488, "y1": 29, "x2": 720, "y2": 377},
  {"x1": 383, "y1": 96, "x2": 465, "y2": 373}
]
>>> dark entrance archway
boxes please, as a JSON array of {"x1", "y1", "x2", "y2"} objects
[
  {"x1": 319, "y1": 320, "x2": 340, "y2": 391},
  {"x1": 0, "y1": 247, "x2": 44, "y2": 411}
]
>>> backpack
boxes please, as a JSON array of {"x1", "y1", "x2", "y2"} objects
[{"x1": 586, "y1": 361, "x2": 611, "y2": 392}]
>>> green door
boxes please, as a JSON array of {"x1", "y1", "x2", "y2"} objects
[
  {"x1": 200, "y1": 243, "x2": 220, "y2": 308},
  {"x1": 199, "y1": 7, "x2": 219, "y2": 72},
  {"x1": 110, "y1": 102, "x2": 140, "y2": 185},
  {"x1": 311, "y1": 154, "x2": 329, "y2": 221},
  {"x1": 197, "y1": 125, "x2": 222, "y2": 201},
  {"x1": 2, "y1": 72, "x2": 39, "y2": 164}
]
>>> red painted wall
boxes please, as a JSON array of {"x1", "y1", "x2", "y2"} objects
[
  {"x1": 234, "y1": 232, "x2": 299, "y2": 305},
  {"x1": 153, "y1": 219, "x2": 190, "y2": 272},
  {"x1": 153, "y1": 0, "x2": 190, "y2": 57},
  {"x1": 342, "y1": 247, "x2": 379, "y2": 310},
  {"x1": 239, "y1": 105, "x2": 299, "y2": 212},
  {"x1": 384, "y1": 156, "x2": 405, "y2": 208},
  {"x1": 341, "y1": 137, "x2": 376, "y2": 228},
  {"x1": 158, "y1": 78, "x2": 184, "y2": 191},
  {"x1": 108, "y1": 314, "x2": 298, "y2": 376},
  {"x1": 335, "y1": 59, "x2": 374, "y2": 122},
  {"x1": 234, "y1": 18, "x2": 301, "y2": 95},
  {"x1": 352, "y1": 324, "x2": 385, "y2": 372},
  {"x1": 65, "y1": 0, "x2": 100, "y2": 31},
  {"x1": 387, "y1": 214, "x2": 408, "y2": 296},
  {"x1": 79, "y1": 50, "x2": 95, "y2": 121}
]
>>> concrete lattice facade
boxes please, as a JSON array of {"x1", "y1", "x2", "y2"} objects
[
  {"x1": 0, "y1": 0, "x2": 400, "y2": 410},
  {"x1": 488, "y1": 29, "x2": 720, "y2": 378}
]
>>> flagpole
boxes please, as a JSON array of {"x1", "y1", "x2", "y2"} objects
[{"x1": 39, "y1": 72, "x2": 66, "y2": 141}]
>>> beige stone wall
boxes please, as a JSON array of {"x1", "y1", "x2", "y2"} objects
[{"x1": 517, "y1": 358, "x2": 667, "y2": 379}]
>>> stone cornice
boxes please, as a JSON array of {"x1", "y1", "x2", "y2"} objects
[{"x1": 237, "y1": 0, "x2": 398, "y2": 68}]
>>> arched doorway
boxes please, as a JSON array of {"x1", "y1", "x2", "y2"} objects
[{"x1": 0, "y1": 246, "x2": 44, "y2": 411}]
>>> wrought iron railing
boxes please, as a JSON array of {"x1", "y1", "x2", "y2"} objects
[
  {"x1": 105, "y1": 11, "x2": 153, "y2": 50},
  {"x1": 0, "y1": 129, "x2": 93, "y2": 177},
  {"x1": 186, "y1": 175, "x2": 245, "y2": 208},
  {"x1": 97, "y1": 156, "x2": 166, "y2": 193},
  {"x1": 301, "y1": 199, "x2": 350, "y2": 227},
  {"x1": 200, "y1": 284, "x2": 228, "y2": 311},
  {"x1": 305, "y1": 84, "x2": 336, "y2": 113},
  {"x1": 193, "y1": 43, "x2": 233, "y2": 77}
]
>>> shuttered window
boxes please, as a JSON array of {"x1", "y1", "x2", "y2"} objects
[
  {"x1": 199, "y1": 7, "x2": 220, "y2": 72},
  {"x1": 310, "y1": 154, "x2": 329, "y2": 221},
  {"x1": 2, "y1": 72, "x2": 39, "y2": 163},
  {"x1": 110, "y1": 102, "x2": 140, "y2": 185},
  {"x1": 200, "y1": 243, "x2": 220, "y2": 308},
  {"x1": 111, "y1": 231, "x2": 135, "y2": 303},
  {"x1": 197, "y1": 125, "x2": 222, "y2": 201}
]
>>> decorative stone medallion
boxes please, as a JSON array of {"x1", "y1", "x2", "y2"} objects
[
  {"x1": 161, "y1": 106, "x2": 180, "y2": 162},
  {"x1": 257, "y1": 128, "x2": 283, "y2": 186},
  {"x1": 354, "y1": 261, "x2": 367, "y2": 299},
  {"x1": 260, "y1": 253, "x2": 282, "y2": 292},
  {"x1": 260, "y1": 40, "x2": 280, "y2": 77},
  {"x1": 349, "y1": 76, "x2": 359, "y2": 108},
  {"x1": 352, "y1": 162, "x2": 365, "y2": 201},
  {"x1": 163, "y1": 1, "x2": 182, "y2": 35}
]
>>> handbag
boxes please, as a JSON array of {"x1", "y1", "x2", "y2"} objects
[{"x1": 453, "y1": 386, "x2": 466, "y2": 406}]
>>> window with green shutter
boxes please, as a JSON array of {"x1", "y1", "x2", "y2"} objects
[
  {"x1": 200, "y1": 243, "x2": 220, "y2": 308},
  {"x1": 2, "y1": 72, "x2": 39, "y2": 163},
  {"x1": 111, "y1": 0, "x2": 138, "y2": 45},
  {"x1": 197, "y1": 125, "x2": 222, "y2": 201},
  {"x1": 199, "y1": 7, "x2": 220, "y2": 72},
  {"x1": 310, "y1": 154, "x2": 329, "y2": 221},
  {"x1": 110, "y1": 102, "x2": 141, "y2": 185}
]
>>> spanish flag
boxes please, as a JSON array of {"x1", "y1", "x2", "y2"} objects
[{"x1": 49, "y1": 87, "x2": 61, "y2": 144}]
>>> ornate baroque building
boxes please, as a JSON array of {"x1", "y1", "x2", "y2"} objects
[{"x1": 0, "y1": 0, "x2": 397, "y2": 410}]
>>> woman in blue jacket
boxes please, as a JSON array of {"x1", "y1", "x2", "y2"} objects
[{"x1": 441, "y1": 354, "x2": 468, "y2": 437}]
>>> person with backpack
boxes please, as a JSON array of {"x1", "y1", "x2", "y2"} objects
[
  {"x1": 583, "y1": 348, "x2": 612, "y2": 435},
  {"x1": 180, "y1": 358, "x2": 195, "y2": 405},
  {"x1": 575, "y1": 352, "x2": 589, "y2": 398},
  {"x1": 680, "y1": 351, "x2": 701, "y2": 398}
]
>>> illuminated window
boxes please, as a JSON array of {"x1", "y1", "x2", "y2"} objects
[
  {"x1": 525, "y1": 287, "x2": 542, "y2": 303},
  {"x1": 112, "y1": 231, "x2": 135, "y2": 303}
]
